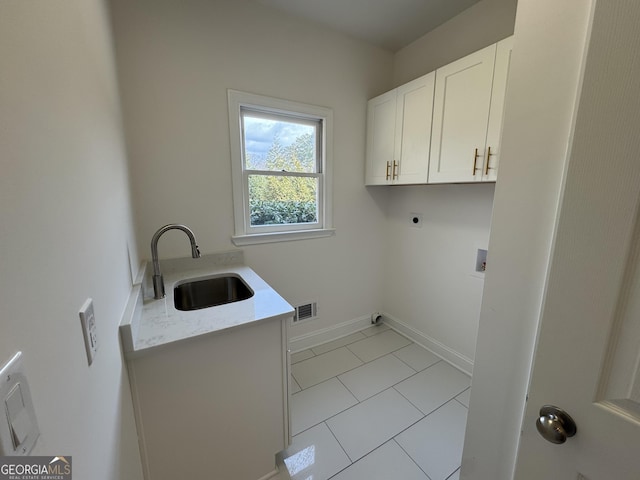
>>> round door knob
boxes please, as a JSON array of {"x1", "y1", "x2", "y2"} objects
[{"x1": 536, "y1": 405, "x2": 577, "y2": 444}]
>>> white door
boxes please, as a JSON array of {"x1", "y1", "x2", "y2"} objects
[
  {"x1": 514, "y1": 1, "x2": 640, "y2": 478},
  {"x1": 429, "y1": 44, "x2": 496, "y2": 183}
]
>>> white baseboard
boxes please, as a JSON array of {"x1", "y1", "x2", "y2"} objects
[
  {"x1": 289, "y1": 315, "x2": 373, "y2": 353},
  {"x1": 382, "y1": 312, "x2": 474, "y2": 376},
  {"x1": 257, "y1": 467, "x2": 280, "y2": 480}
]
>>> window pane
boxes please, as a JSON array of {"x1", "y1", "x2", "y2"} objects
[
  {"x1": 243, "y1": 113, "x2": 317, "y2": 173},
  {"x1": 248, "y1": 174, "x2": 318, "y2": 226}
]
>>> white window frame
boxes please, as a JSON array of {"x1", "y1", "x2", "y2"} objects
[{"x1": 228, "y1": 90, "x2": 335, "y2": 246}]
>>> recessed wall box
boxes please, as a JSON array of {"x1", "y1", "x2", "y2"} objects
[
  {"x1": 0, "y1": 352, "x2": 39, "y2": 455},
  {"x1": 476, "y1": 249, "x2": 488, "y2": 273}
]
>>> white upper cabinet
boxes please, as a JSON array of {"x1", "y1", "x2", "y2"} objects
[
  {"x1": 365, "y1": 89, "x2": 398, "y2": 185},
  {"x1": 365, "y1": 36, "x2": 513, "y2": 186},
  {"x1": 429, "y1": 36, "x2": 513, "y2": 183},
  {"x1": 483, "y1": 36, "x2": 513, "y2": 182},
  {"x1": 365, "y1": 72, "x2": 435, "y2": 185}
]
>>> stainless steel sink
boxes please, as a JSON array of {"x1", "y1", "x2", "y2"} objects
[{"x1": 173, "y1": 275, "x2": 254, "y2": 311}]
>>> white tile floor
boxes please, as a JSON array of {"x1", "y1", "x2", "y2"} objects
[{"x1": 274, "y1": 324, "x2": 471, "y2": 480}]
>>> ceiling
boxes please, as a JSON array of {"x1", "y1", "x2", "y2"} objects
[{"x1": 255, "y1": 0, "x2": 481, "y2": 52}]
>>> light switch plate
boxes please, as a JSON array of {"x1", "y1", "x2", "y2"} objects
[
  {"x1": 79, "y1": 298, "x2": 98, "y2": 365},
  {"x1": 0, "y1": 352, "x2": 39, "y2": 455}
]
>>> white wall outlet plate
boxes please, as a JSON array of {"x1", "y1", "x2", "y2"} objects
[
  {"x1": 79, "y1": 298, "x2": 98, "y2": 365},
  {"x1": 0, "y1": 352, "x2": 40, "y2": 456},
  {"x1": 476, "y1": 248, "x2": 488, "y2": 273}
]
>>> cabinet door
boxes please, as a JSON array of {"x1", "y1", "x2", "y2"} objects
[
  {"x1": 429, "y1": 44, "x2": 497, "y2": 183},
  {"x1": 394, "y1": 72, "x2": 435, "y2": 184},
  {"x1": 365, "y1": 89, "x2": 397, "y2": 185},
  {"x1": 482, "y1": 36, "x2": 514, "y2": 181}
]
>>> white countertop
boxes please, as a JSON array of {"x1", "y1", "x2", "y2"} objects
[{"x1": 119, "y1": 253, "x2": 294, "y2": 357}]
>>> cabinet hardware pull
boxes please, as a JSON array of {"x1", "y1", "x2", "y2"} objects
[
  {"x1": 473, "y1": 148, "x2": 481, "y2": 176},
  {"x1": 385, "y1": 161, "x2": 391, "y2": 180},
  {"x1": 485, "y1": 146, "x2": 495, "y2": 175},
  {"x1": 393, "y1": 161, "x2": 399, "y2": 180}
]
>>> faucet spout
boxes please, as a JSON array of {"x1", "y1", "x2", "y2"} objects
[{"x1": 151, "y1": 224, "x2": 201, "y2": 299}]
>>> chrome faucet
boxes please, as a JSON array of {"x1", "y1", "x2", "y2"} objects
[{"x1": 151, "y1": 224, "x2": 201, "y2": 299}]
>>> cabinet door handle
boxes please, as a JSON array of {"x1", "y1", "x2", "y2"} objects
[
  {"x1": 392, "y1": 161, "x2": 399, "y2": 180},
  {"x1": 473, "y1": 148, "x2": 481, "y2": 176},
  {"x1": 485, "y1": 146, "x2": 495, "y2": 175},
  {"x1": 385, "y1": 161, "x2": 391, "y2": 180}
]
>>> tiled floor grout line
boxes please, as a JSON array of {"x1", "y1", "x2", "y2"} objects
[
  {"x1": 309, "y1": 332, "x2": 369, "y2": 357},
  {"x1": 343, "y1": 337, "x2": 411, "y2": 364},
  {"x1": 291, "y1": 356, "x2": 363, "y2": 392},
  {"x1": 291, "y1": 352, "x2": 363, "y2": 390},
  {"x1": 286, "y1": 331, "x2": 468, "y2": 479},
  {"x1": 292, "y1": 351, "x2": 417, "y2": 435},
  {"x1": 392, "y1": 382, "x2": 468, "y2": 419},
  {"x1": 291, "y1": 325, "x2": 390, "y2": 361},
  {"x1": 293, "y1": 354, "x2": 388, "y2": 393},
  {"x1": 291, "y1": 397, "x2": 359, "y2": 438},
  {"x1": 293, "y1": 340, "x2": 422, "y2": 392},
  {"x1": 390, "y1": 382, "x2": 427, "y2": 415},
  {"x1": 291, "y1": 384, "x2": 459, "y2": 479},
  {"x1": 325, "y1": 439, "x2": 408, "y2": 480},
  {"x1": 328, "y1": 385, "x2": 430, "y2": 463},
  {"x1": 295, "y1": 378, "x2": 466, "y2": 441},
  {"x1": 344, "y1": 343, "x2": 363, "y2": 363},
  {"x1": 295, "y1": 332, "x2": 391, "y2": 359},
  {"x1": 291, "y1": 326, "x2": 403, "y2": 385},
  {"x1": 346, "y1": 412, "x2": 426, "y2": 465},
  {"x1": 291, "y1": 381, "x2": 422, "y2": 439},
  {"x1": 391, "y1": 350, "x2": 432, "y2": 372},
  {"x1": 454, "y1": 398, "x2": 468, "y2": 409},
  {"x1": 335, "y1": 356, "x2": 447, "y2": 403},
  {"x1": 445, "y1": 467, "x2": 461, "y2": 480},
  {"x1": 392, "y1": 438, "x2": 434, "y2": 480},
  {"x1": 292, "y1": 356, "x2": 406, "y2": 436},
  {"x1": 335, "y1": 375, "x2": 359, "y2": 402},
  {"x1": 292, "y1": 353, "x2": 448, "y2": 402},
  {"x1": 291, "y1": 376, "x2": 302, "y2": 392},
  {"x1": 343, "y1": 363, "x2": 421, "y2": 403},
  {"x1": 323, "y1": 420, "x2": 354, "y2": 471},
  {"x1": 290, "y1": 348, "x2": 467, "y2": 436},
  {"x1": 291, "y1": 353, "x2": 316, "y2": 365}
]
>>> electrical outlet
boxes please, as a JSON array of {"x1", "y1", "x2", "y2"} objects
[{"x1": 79, "y1": 298, "x2": 98, "y2": 365}]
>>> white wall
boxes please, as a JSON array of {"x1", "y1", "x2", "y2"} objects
[
  {"x1": 382, "y1": 0, "x2": 517, "y2": 368},
  {"x1": 110, "y1": 0, "x2": 394, "y2": 338},
  {"x1": 393, "y1": 0, "x2": 517, "y2": 86},
  {"x1": 0, "y1": 1, "x2": 143, "y2": 479},
  {"x1": 382, "y1": 184, "x2": 494, "y2": 369}
]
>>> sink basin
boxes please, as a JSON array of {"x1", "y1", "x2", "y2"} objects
[{"x1": 173, "y1": 274, "x2": 254, "y2": 311}]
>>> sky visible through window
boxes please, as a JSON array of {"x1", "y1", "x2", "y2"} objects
[{"x1": 243, "y1": 115, "x2": 314, "y2": 168}]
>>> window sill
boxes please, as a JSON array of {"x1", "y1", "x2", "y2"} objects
[{"x1": 231, "y1": 228, "x2": 336, "y2": 246}]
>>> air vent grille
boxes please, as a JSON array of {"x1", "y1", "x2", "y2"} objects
[{"x1": 293, "y1": 302, "x2": 317, "y2": 323}]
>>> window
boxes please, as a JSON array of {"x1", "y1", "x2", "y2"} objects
[{"x1": 228, "y1": 90, "x2": 334, "y2": 245}]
